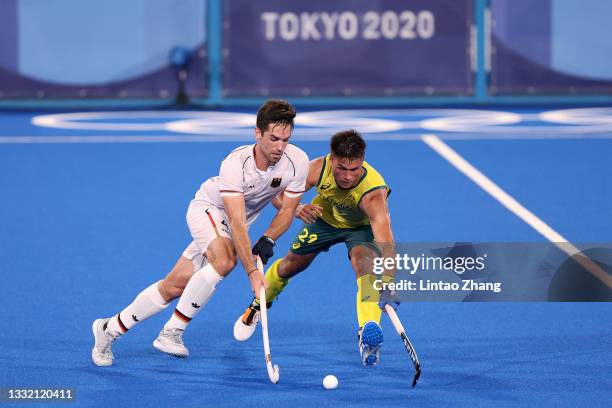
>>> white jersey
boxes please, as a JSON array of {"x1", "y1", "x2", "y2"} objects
[{"x1": 193, "y1": 144, "x2": 309, "y2": 225}]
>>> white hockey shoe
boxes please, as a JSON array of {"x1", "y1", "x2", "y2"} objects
[
  {"x1": 153, "y1": 328, "x2": 189, "y2": 358},
  {"x1": 91, "y1": 318, "x2": 116, "y2": 367},
  {"x1": 233, "y1": 305, "x2": 260, "y2": 342}
]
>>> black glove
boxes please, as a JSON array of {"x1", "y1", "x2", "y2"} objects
[{"x1": 252, "y1": 235, "x2": 275, "y2": 264}]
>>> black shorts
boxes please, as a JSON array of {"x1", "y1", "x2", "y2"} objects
[{"x1": 289, "y1": 218, "x2": 381, "y2": 257}]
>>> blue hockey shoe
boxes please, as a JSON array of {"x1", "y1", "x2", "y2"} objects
[{"x1": 358, "y1": 321, "x2": 384, "y2": 366}]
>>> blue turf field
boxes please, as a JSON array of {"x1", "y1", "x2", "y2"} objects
[{"x1": 0, "y1": 108, "x2": 611, "y2": 407}]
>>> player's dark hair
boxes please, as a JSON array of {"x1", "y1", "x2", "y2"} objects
[
  {"x1": 330, "y1": 129, "x2": 366, "y2": 159},
  {"x1": 256, "y1": 99, "x2": 296, "y2": 133}
]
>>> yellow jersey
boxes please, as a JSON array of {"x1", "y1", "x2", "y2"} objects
[{"x1": 312, "y1": 154, "x2": 390, "y2": 229}]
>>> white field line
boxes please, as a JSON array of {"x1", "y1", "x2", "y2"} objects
[
  {"x1": 421, "y1": 134, "x2": 612, "y2": 289},
  {"x1": 3, "y1": 132, "x2": 612, "y2": 144},
  {"x1": 0, "y1": 135, "x2": 254, "y2": 144}
]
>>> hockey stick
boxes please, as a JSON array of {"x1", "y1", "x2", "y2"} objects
[
  {"x1": 257, "y1": 256, "x2": 280, "y2": 384},
  {"x1": 385, "y1": 305, "x2": 421, "y2": 387}
]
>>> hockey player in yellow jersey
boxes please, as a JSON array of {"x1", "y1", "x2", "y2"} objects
[{"x1": 233, "y1": 129, "x2": 399, "y2": 366}]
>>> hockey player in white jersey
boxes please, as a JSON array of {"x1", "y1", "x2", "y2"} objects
[{"x1": 92, "y1": 100, "x2": 309, "y2": 366}]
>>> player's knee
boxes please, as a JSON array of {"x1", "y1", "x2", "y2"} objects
[
  {"x1": 211, "y1": 257, "x2": 236, "y2": 276},
  {"x1": 288, "y1": 259, "x2": 307, "y2": 274},
  {"x1": 277, "y1": 259, "x2": 292, "y2": 278},
  {"x1": 353, "y1": 259, "x2": 373, "y2": 276},
  {"x1": 351, "y1": 249, "x2": 375, "y2": 275}
]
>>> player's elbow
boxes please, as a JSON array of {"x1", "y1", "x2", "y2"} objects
[
  {"x1": 372, "y1": 214, "x2": 392, "y2": 229},
  {"x1": 272, "y1": 194, "x2": 283, "y2": 209}
]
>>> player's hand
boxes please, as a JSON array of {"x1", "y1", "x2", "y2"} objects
[
  {"x1": 252, "y1": 236, "x2": 275, "y2": 264},
  {"x1": 295, "y1": 203, "x2": 323, "y2": 224},
  {"x1": 248, "y1": 269, "x2": 268, "y2": 298},
  {"x1": 379, "y1": 288, "x2": 400, "y2": 312}
]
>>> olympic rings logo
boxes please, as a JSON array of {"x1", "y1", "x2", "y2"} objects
[{"x1": 30, "y1": 108, "x2": 612, "y2": 139}]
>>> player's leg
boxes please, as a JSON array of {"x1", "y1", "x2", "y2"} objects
[
  {"x1": 91, "y1": 256, "x2": 193, "y2": 367},
  {"x1": 155, "y1": 236, "x2": 235, "y2": 355},
  {"x1": 158, "y1": 256, "x2": 198, "y2": 301},
  {"x1": 351, "y1": 245, "x2": 383, "y2": 328},
  {"x1": 347, "y1": 232, "x2": 385, "y2": 366},
  {"x1": 261, "y1": 250, "x2": 317, "y2": 303},
  {"x1": 154, "y1": 204, "x2": 236, "y2": 357}
]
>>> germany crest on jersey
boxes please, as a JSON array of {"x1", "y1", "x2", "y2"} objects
[{"x1": 271, "y1": 177, "x2": 282, "y2": 188}]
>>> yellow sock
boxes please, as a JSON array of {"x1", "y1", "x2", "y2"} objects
[
  {"x1": 356, "y1": 274, "x2": 382, "y2": 328},
  {"x1": 253, "y1": 258, "x2": 289, "y2": 306}
]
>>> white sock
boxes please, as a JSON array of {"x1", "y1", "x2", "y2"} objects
[
  {"x1": 105, "y1": 281, "x2": 169, "y2": 337},
  {"x1": 164, "y1": 263, "x2": 223, "y2": 331}
]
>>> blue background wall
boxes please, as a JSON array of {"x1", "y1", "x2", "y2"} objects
[
  {"x1": 18, "y1": 0, "x2": 205, "y2": 84},
  {"x1": 1, "y1": 0, "x2": 612, "y2": 106},
  {"x1": 551, "y1": 0, "x2": 612, "y2": 81},
  {"x1": 0, "y1": 0, "x2": 207, "y2": 99}
]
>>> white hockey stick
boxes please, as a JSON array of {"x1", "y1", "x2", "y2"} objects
[
  {"x1": 385, "y1": 305, "x2": 421, "y2": 387},
  {"x1": 257, "y1": 256, "x2": 280, "y2": 384}
]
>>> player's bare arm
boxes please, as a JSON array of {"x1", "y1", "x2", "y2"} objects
[
  {"x1": 271, "y1": 157, "x2": 324, "y2": 223},
  {"x1": 223, "y1": 194, "x2": 268, "y2": 295},
  {"x1": 360, "y1": 188, "x2": 396, "y2": 275},
  {"x1": 264, "y1": 193, "x2": 303, "y2": 241}
]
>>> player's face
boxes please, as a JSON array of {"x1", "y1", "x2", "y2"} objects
[
  {"x1": 331, "y1": 155, "x2": 364, "y2": 189},
  {"x1": 255, "y1": 123, "x2": 293, "y2": 164}
]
